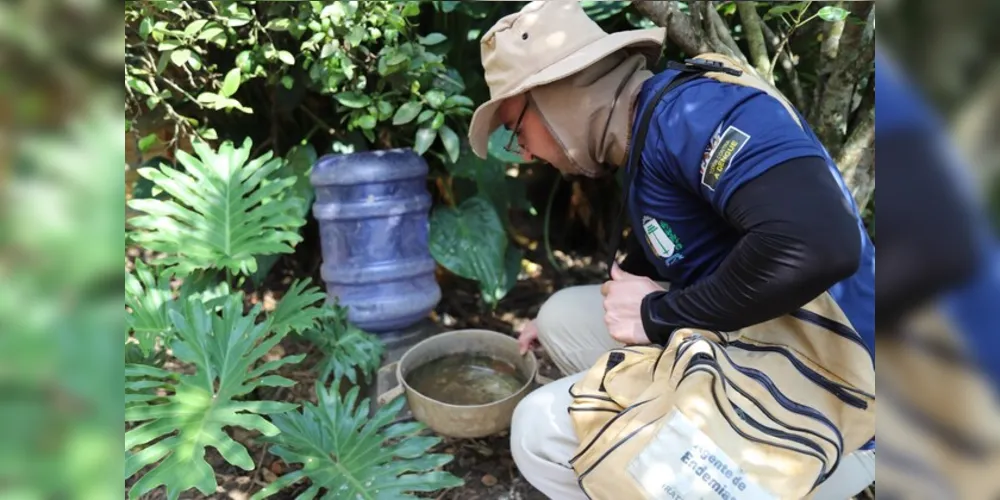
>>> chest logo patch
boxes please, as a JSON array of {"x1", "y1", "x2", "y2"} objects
[
  {"x1": 642, "y1": 216, "x2": 685, "y2": 266},
  {"x1": 700, "y1": 125, "x2": 751, "y2": 191}
]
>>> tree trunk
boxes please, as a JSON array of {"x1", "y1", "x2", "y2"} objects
[
  {"x1": 810, "y1": 2, "x2": 875, "y2": 157},
  {"x1": 632, "y1": 1, "x2": 711, "y2": 57},
  {"x1": 836, "y1": 76, "x2": 875, "y2": 209}
]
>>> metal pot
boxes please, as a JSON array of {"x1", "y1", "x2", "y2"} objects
[{"x1": 377, "y1": 329, "x2": 539, "y2": 439}]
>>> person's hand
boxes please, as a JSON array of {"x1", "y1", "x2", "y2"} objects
[
  {"x1": 601, "y1": 263, "x2": 664, "y2": 345},
  {"x1": 517, "y1": 319, "x2": 540, "y2": 355}
]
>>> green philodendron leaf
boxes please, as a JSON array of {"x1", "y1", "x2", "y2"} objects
[
  {"x1": 356, "y1": 114, "x2": 377, "y2": 130},
  {"x1": 429, "y1": 196, "x2": 508, "y2": 301},
  {"x1": 252, "y1": 143, "x2": 317, "y2": 285},
  {"x1": 437, "y1": 1, "x2": 460, "y2": 13},
  {"x1": 764, "y1": 1, "x2": 808, "y2": 20},
  {"x1": 417, "y1": 109, "x2": 435, "y2": 124},
  {"x1": 425, "y1": 90, "x2": 446, "y2": 109},
  {"x1": 335, "y1": 91, "x2": 371, "y2": 109},
  {"x1": 376, "y1": 100, "x2": 394, "y2": 120},
  {"x1": 414, "y1": 127, "x2": 436, "y2": 155},
  {"x1": 432, "y1": 68, "x2": 465, "y2": 95},
  {"x1": 278, "y1": 50, "x2": 295, "y2": 66},
  {"x1": 220, "y1": 67, "x2": 241, "y2": 97},
  {"x1": 169, "y1": 48, "x2": 191, "y2": 67},
  {"x1": 299, "y1": 303, "x2": 384, "y2": 385},
  {"x1": 401, "y1": 1, "x2": 422, "y2": 17},
  {"x1": 268, "y1": 278, "x2": 328, "y2": 336},
  {"x1": 184, "y1": 19, "x2": 208, "y2": 37},
  {"x1": 817, "y1": 5, "x2": 850, "y2": 22},
  {"x1": 393, "y1": 101, "x2": 422, "y2": 125},
  {"x1": 482, "y1": 245, "x2": 523, "y2": 307},
  {"x1": 418, "y1": 32, "x2": 447, "y2": 45},
  {"x1": 125, "y1": 295, "x2": 304, "y2": 500},
  {"x1": 199, "y1": 25, "x2": 227, "y2": 46},
  {"x1": 251, "y1": 382, "x2": 463, "y2": 499},
  {"x1": 126, "y1": 137, "x2": 306, "y2": 278},
  {"x1": 139, "y1": 17, "x2": 153, "y2": 39},
  {"x1": 438, "y1": 125, "x2": 460, "y2": 164},
  {"x1": 125, "y1": 259, "x2": 176, "y2": 358},
  {"x1": 431, "y1": 112, "x2": 445, "y2": 130},
  {"x1": 443, "y1": 95, "x2": 474, "y2": 109}
]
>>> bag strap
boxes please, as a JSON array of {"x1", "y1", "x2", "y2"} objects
[{"x1": 605, "y1": 58, "x2": 743, "y2": 276}]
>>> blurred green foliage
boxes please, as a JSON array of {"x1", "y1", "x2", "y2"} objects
[{"x1": 0, "y1": 97, "x2": 123, "y2": 499}]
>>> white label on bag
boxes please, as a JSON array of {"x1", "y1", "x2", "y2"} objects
[{"x1": 627, "y1": 409, "x2": 776, "y2": 500}]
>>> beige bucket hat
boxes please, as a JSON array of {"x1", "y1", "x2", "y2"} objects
[{"x1": 468, "y1": 0, "x2": 666, "y2": 159}]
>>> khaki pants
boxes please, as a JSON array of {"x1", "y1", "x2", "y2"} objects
[{"x1": 510, "y1": 285, "x2": 875, "y2": 499}]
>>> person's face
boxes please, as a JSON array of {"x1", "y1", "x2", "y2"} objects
[{"x1": 496, "y1": 93, "x2": 572, "y2": 172}]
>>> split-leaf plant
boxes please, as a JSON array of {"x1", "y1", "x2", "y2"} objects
[
  {"x1": 125, "y1": 137, "x2": 462, "y2": 499},
  {"x1": 252, "y1": 384, "x2": 464, "y2": 499}
]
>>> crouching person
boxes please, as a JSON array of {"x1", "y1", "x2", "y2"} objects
[{"x1": 466, "y1": 2, "x2": 876, "y2": 499}]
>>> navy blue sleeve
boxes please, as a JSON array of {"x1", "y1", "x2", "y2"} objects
[
  {"x1": 654, "y1": 81, "x2": 825, "y2": 214},
  {"x1": 639, "y1": 156, "x2": 862, "y2": 343}
]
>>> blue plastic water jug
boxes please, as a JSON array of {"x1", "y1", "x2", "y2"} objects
[{"x1": 310, "y1": 149, "x2": 441, "y2": 333}]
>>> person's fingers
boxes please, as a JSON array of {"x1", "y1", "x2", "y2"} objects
[
  {"x1": 610, "y1": 262, "x2": 623, "y2": 281},
  {"x1": 518, "y1": 336, "x2": 530, "y2": 354},
  {"x1": 610, "y1": 262, "x2": 637, "y2": 281},
  {"x1": 517, "y1": 320, "x2": 538, "y2": 354},
  {"x1": 600, "y1": 281, "x2": 611, "y2": 297}
]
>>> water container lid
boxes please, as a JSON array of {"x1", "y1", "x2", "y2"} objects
[{"x1": 311, "y1": 148, "x2": 429, "y2": 186}]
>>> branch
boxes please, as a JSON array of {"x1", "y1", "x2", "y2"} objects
[
  {"x1": 768, "y1": 1, "x2": 811, "y2": 82},
  {"x1": 737, "y1": 2, "x2": 771, "y2": 81},
  {"x1": 811, "y1": 2, "x2": 875, "y2": 155},
  {"x1": 820, "y1": 2, "x2": 847, "y2": 62},
  {"x1": 851, "y1": 138, "x2": 875, "y2": 211},
  {"x1": 706, "y1": 2, "x2": 748, "y2": 65},
  {"x1": 836, "y1": 75, "x2": 875, "y2": 209},
  {"x1": 836, "y1": 78, "x2": 874, "y2": 178},
  {"x1": 761, "y1": 22, "x2": 805, "y2": 110},
  {"x1": 698, "y1": 2, "x2": 723, "y2": 52},
  {"x1": 633, "y1": 1, "x2": 710, "y2": 57}
]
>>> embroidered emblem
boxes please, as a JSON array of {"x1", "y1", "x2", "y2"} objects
[{"x1": 642, "y1": 216, "x2": 685, "y2": 266}]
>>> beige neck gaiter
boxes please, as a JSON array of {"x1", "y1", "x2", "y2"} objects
[{"x1": 529, "y1": 50, "x2": 654, "y2": 177}]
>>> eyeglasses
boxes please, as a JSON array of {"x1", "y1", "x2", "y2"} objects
[{"x1": 503, "y1": 100, "x2": 529, "y2": 154}]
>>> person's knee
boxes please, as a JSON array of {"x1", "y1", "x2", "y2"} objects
[
  {"x1": 510, "y1": 387, "x2": 552, "y2": 460},
  {"x1": 536, "y1": 287, "x2": 574, "y2": 343},
  {"x1": 536, "y1": 285, "x2": 598, "y2": 346},
  {"x1": 510, "y1": 374, "x2": 581, "y2": 466}
]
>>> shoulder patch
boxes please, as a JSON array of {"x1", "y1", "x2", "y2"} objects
[{"x1": 700, "y1": 125, "x2": 751, "y2": 191}]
